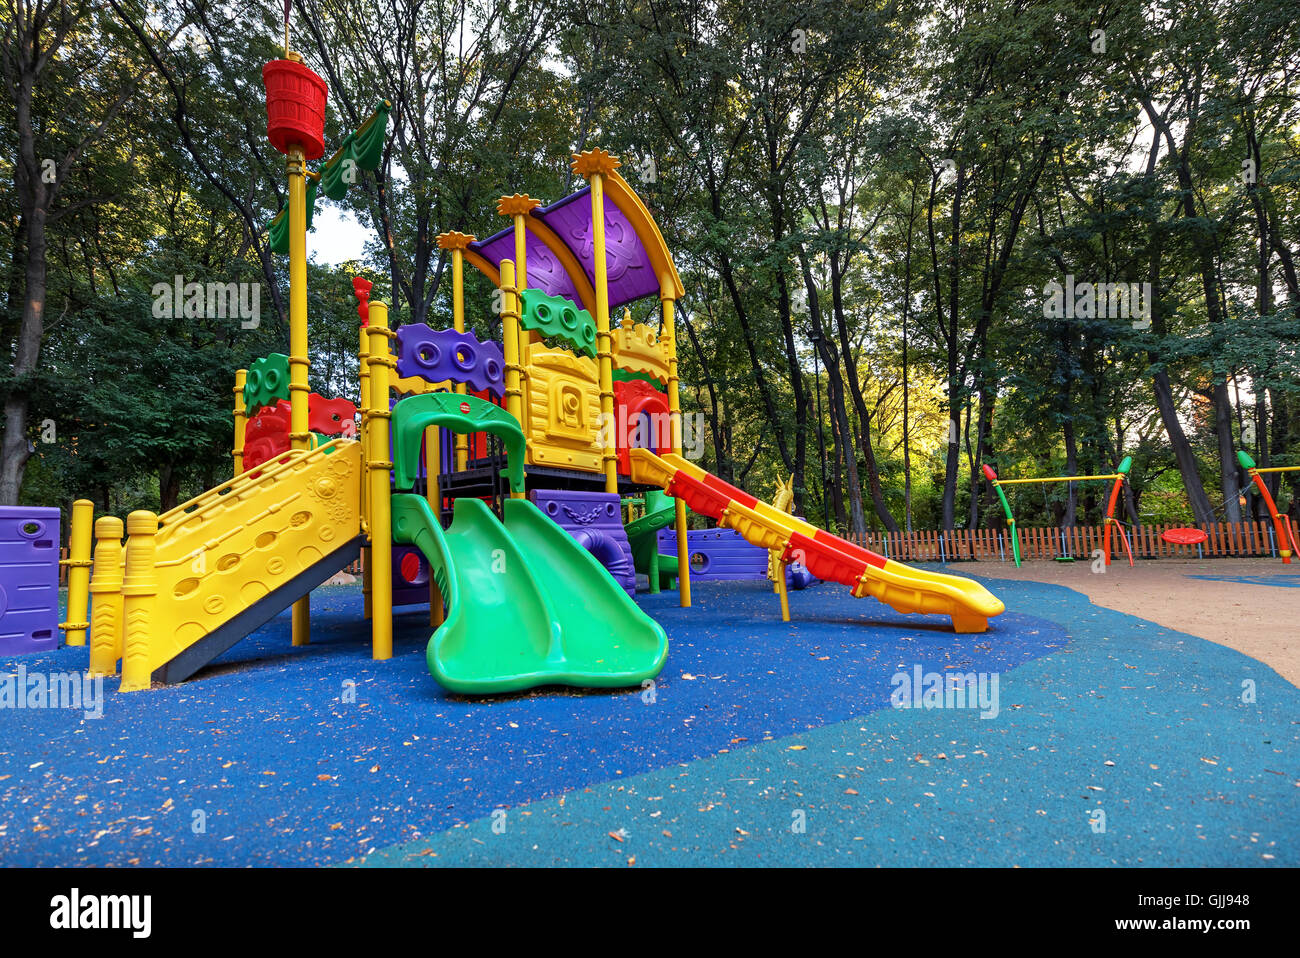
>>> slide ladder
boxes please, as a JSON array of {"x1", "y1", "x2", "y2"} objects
[{"x1": 99, "y1": 440, "x2": 363, "y2": 687}]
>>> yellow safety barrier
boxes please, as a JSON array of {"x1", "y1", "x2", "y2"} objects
[
  {"x1": 59, "y1": 498, "x2": 94, "y2": 646},
  {"x1": 87, "y1": 516, "x2": 124, "y2": 676}
]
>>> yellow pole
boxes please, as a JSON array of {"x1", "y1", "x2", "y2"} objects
[
  {"x1": 454, "y1": 245, "x2": 468, "y2": 471},
  {"x1": 1249, "y1": 465, "x2": 1300, "y2": 474},
  {"x1": 366, "y1": 306, "x2": 395, "y2": 660},
  {"x1": 424, "y1": 422, "x2": 443, "y2": 625},
  {"x1": 87, "y1": 516, "x2": 124, "y2": 675},
  {"x1": 119, "y1": 510, "x2": 159, "y2": 692},
  {"x1": 287, "y1": 139, "x2": 311, "y2": 647},
  {"x1": 775, "y1": 560, "x2": 790, "y2": 622},
  {"x1": 437, "y1": 232, "x2": 474, "y2": 471},
  {"x1": 993, "y1": 474, "x2": 1125, "y2": 485},
  {"x1": 661, "y1": 294, "x2": 691, "y2": 607},
  {"x1": 233, "y1": 369, "x2": 247, "y2": 476},
  {"x1": 60, "y1": 498, "x2": 93, "y2": 646},
  {"x1": 359, "y1": 322, "x2": 372, "y2": 619},
  {"x1": 500, "y1": 259, "x2": 526, "y2": 498},
  {"x1": 583, "y1": 170, "x2": 620, "y2": 494},
  {"x1": 498, "y1": 195, "x2": 541, "y2": 381}
]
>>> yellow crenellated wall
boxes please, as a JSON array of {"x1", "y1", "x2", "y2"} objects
[{"x1": 611, "y1": 311, "x2": 671, "y2": 386}]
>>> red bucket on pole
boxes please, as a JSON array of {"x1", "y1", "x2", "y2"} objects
[{"x1": 263, "y1": 59, "x2": 328, "y2": 160}]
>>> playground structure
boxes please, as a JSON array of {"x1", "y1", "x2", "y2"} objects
[
  {"x1": 7, "y1": 38, "x2": 1009, "y2": 692},
  {"x1": 982, "y1": 459, "x2": 1135, "y2": 568},
  {"x1": 1238, "y1": 450, "x2": 1300, "y2": 564}
]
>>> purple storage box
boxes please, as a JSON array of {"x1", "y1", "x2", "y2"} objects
[
  {"x1": 531, "y1": 489, "x2": 635, "y2": 596},
  {"x1": 0, "y1": 506, "x2": 62, "y2": 655}
]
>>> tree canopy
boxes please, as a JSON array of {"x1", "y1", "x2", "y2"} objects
[{"x1": 4, "y1": 0, "x2": 1298, "y2": 532}]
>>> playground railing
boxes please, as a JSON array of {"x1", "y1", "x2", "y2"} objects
[{"x1": 844, "y1": 519, "x2": 1300, "y2": 563}]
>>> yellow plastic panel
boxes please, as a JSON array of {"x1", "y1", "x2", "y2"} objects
[
  {"x1": 523, "y1": 343, "x2": 602, "y2": 472},
  {"x1": 143, "y1": 439, "x2": 361, "y2": 672}
]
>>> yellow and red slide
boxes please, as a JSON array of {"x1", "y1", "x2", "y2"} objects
[{"x1": 629, "y1": 449, "x2": 1004, "y2": 633}]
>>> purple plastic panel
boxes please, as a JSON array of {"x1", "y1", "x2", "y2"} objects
[
  {"x1": 469, "y1": 229, "x2": 585, "y2": 308},
  {"x1": 534, "y1": 190, "x2": 658, "y2": 309},
  {"x1": 0, "y1": 506, "x2": 61, "y2": 655},
  {"x1": 468, "y1": 188, "x2": 658, "y2": 311},
  {"x1": 392, "y1": 544, "x2": 430, "y2": 608},
  {"x1": 531, "y1": 489, "x2": 634, "y2": 596},
  {"x1": 658, "y1": 527, "x2": 815, "y2": 589},
  {"x1": 395, "y1": 324, "x2": 505, "y2": 397}
]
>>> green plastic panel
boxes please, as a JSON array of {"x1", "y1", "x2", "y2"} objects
[
  {"x1": 391, "y1": 391, "x2": 526, "y2": 493},
  {"x1": 519, "y1": 287, "x2": 597, "y2": 359},
  {"x1": 613, "y1": 368, "x2": 665, "y2": 386},
  {"x1": 243, "y1": 353, "x2": 291, "y2": 416}
]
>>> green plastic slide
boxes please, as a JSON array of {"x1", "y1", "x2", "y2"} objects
[
  {"x1": 391, "y1": 493, "x2": 668, "y2": 694},
  {"x1": 625, "y1": 489, "x2": 680, "y2": 592}
]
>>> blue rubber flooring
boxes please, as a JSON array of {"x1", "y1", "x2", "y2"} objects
[
  {"x1": 1187, "y1": 574, "x2": 1300, "y2": 588},
  {"x1": 362, "y1": 580, "x2": 1297, "y2": 866},
  {"x1": 2, "y1": 573, "x2": 1294, "y2": 866}
]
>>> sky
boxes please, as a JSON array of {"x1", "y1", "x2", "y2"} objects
[{"x1": 310, "y1": 207, "x2": 369, "y2": 267}]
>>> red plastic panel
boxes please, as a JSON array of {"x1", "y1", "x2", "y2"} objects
[
  {"x1": 666, "y1": 471, "x2": 735, "y2": 521},
  {"x1": 811, "y1": 528, "x2": 887, "y2": 570},
  {"x1": 783, "y1": 531, "x2": 868, "y2": 588}
]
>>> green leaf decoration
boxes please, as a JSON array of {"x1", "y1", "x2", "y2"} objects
[{"x1": 268, "y1": 179, "x2": 318, "y2": 255}]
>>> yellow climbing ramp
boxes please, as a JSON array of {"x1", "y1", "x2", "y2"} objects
[{"x1": 99, "y1": 439, "x2": 363, "y2": 689}]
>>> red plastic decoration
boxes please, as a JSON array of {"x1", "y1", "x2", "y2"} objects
[
  {"x1": 614, "y1": 379, "x2": 672, "y2": 475},
  {"x1": 309, "y1": 395, "x2": 358, "y2": 437},
  {"x1": 263, "y1": 59, "x2": 328, "y2": 160},
  {"x1": 352, "y1": 276, "x2": 373, "y2": 325},
  {"x1": 242, "y1": 395, "x2": 358, "y2": 470}
]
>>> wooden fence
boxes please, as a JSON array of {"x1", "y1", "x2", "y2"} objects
[{"x1": 55, "y1": 518, "x2": 1299, "y2": 583}]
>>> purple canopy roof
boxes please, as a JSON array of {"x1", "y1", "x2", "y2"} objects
[{"x1": 468, "y1": 187, "x2": 660, "y2": 312}]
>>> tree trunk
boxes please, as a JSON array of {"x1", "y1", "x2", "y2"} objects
[
  {"x1": 800, "y1": 249, "x2": 869, "y2": 535},
  {"x1": 826, "y1": 256, "x2": 898, "y2": 532}
]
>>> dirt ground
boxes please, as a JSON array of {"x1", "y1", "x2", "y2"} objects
[{"x1": 977, "y1": 557, "x2": 1300, "y2": 687}]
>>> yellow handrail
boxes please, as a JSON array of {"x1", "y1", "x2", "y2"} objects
[{"x1": 993, "y1": 473, "x2": 1126, "y2": 485}]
